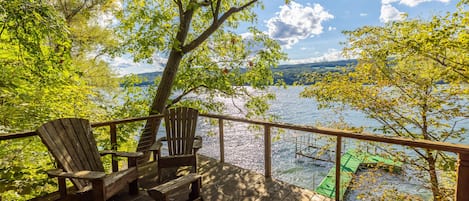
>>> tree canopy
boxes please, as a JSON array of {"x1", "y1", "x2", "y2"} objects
[
  {"x1": 0, "y1": 0, "x2": 122, "y2": 199},
  {"x1": 115, "y1": 0, "x2": 286, "y2": 161},
  {"x1": 302, "y1": 1, "x2": 468, "y2": 200}
]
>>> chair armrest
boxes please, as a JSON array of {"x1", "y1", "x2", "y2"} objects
[
  {"x1": 193, "y1": 136, "x2": 203, "y2": 150},
  {"x1": 100, "y1": 150, "x2": 143, "y2": 158},
  {"x1": 47, "y1": 169, "x2": 106, "y2": 180},
  {"x1": 150, "y1": 138, "x2": 166, "y2": 161},
  {"x1": 149, "y1": 142, "x2": 163, "y2": 152},
  {"x1": 149, "y1": 137, "x2": 166, "y2": 151}
]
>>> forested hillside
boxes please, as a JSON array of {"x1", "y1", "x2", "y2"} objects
[{"x1": 135, "y1": 59, "x2": 357, "y2": 85}]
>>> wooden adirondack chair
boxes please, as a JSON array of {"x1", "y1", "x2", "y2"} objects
[
  {"x1": 151, "y1": 107, "x2": 203, "y2": 183},
  {"x1": 36, "y1": 118, "x2": 143, "y2": 201}
]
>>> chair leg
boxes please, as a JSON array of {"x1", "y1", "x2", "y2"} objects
[
  {"x1": 189, "y1": 177, "x2": 201, "y2": 201},
  {"x1": 192, "y1": 154, "x2": 198, "y2": 173},
  {"x1": 58, "y1": 177, "x2": 67, "y2": 199},
  {"x1": 92, "y1": 179, "x2": 105, "y2": 201},
  {"x1": 129, "y1": 179, "x2": 139, "y2": 195},
  {"x1": 157, "y1": 167, "x2": 162, "y2": 184},
  {"x1": 127, "y1": 158, "x2": 139, "y2": 195}
]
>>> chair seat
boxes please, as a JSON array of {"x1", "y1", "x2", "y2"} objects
[
  {"x1": 148, "y1": 173, "x2": 202, "y2": 201},
  {"x1": 102, "y1": 167, "x2": 138, "y2": 194}
]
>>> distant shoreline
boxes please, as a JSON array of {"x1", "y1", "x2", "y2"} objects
[{"x1": 131, "y1": 59, "x2": 358, "y2": 86}]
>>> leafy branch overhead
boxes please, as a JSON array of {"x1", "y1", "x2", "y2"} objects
[
  {"x1": 1, "y1": 0, "x2": 121, "y2": 199},
  {"x1": 116, "y1": 0, "x2": 286, "y2": 162}
]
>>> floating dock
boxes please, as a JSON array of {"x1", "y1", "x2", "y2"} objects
[{"x1": 314, "y1": 150, "x2": 402, "y2": 200}]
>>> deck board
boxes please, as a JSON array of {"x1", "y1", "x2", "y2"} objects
[{"x1": 34, "y1": 155, "x2": 331, "y2": 201}]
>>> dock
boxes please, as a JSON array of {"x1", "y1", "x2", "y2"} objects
[{"x1": 315, "y1": 150, "x2": 402, "y2": 200}]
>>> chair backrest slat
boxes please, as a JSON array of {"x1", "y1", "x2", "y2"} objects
[
  {"x1": 164, "y1": 107, "x2": 199, "y2": 155},
  {"x1": 37, "y1": 118, "x2": 104, "y2": 190}
]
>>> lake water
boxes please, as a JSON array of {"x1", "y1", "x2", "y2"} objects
[{"x1": 160, "y1": 86, "x2": 466, "y2": 200}]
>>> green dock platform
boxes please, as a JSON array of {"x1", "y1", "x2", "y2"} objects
[{"x1": 315, "y1": 150, "x2": 402, "y2": 200}]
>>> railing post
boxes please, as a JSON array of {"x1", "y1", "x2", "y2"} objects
[
  {"x1": 335, "y1": 136, "x2": 342, "y2": 201},
  {"x1": 219, "y1": 118, "x2": 225, "y2": 163},
  {"x1": 110, "y1": 123, "x2": 118, "y2": 172},
  {"x1": 295, "y1": 137, "x2": 298, "y2": 159},
  {"x1": 456, "y1": 153, "x2": 469, "y2": 201},
  {"x1": 264, "y1": 125, "x2": 272, "y2": 178}
]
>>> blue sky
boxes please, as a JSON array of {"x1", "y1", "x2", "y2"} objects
[
  {"x1": 250, "y1": 0, "x2": 458, "y2": 64},
  {"x1": 113, "y1": 0, "x2": 459, "y2": 75}
]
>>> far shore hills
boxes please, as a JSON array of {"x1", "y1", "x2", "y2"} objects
[{"x1": 135, "y1": 59, "x2": 357, "y2": 86}]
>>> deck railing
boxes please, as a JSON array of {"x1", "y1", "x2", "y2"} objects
[{"x1": 2, "y1": 114, "x2": 469, "y2": 201}]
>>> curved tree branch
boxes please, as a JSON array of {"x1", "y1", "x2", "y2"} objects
[
  {"x1": 182, "y1": 0, "x2": 258, "y2": 53},
  {"x1": 167, "y1": 85, "x2": 205, "y2": 107}
]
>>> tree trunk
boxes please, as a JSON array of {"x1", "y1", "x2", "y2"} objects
[
  {"x1": 136, "y1": 50, "x2": 184, "y2": 163},
  {"x1": 136, "y1": 6, "x2": 195, "y2": 164},
  {"x1": 134, "y1": 1, "x2": 256, "y2": 163},
  {"x1": 427, "y1": 155, "x2": 442, "y2": 201}
]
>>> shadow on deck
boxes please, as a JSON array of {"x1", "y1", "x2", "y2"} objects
[
  {"x1": 122, "y1": 155, "x2": 332, "y2": 201},
  {"x1": 34, "y1": 155, "x2": 331, "y2": 201}
]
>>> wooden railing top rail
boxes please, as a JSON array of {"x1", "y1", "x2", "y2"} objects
[
  {"x1": 0, "y1": 131, "x2": 37, "y2": 141},
  {"x1": 201, "y1": 113, "x2": 469, "y2": 154},
  {"x1": 0, "y1": 114, "x2": 164, "y2": 141},
  {"x1": 2, "y1": 113, "x2": 469, "y2": 154},
  {"x1": 91, "y1": 114, "x2": 163, "y2": 127}
]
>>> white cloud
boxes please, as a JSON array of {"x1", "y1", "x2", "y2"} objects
[
  {"x1": 240, "y1": 32, "x2": 253, "y2": 39},
  {"x1": 359, "y1": 13, "x2": 368, "y2": 17},
  {"x1": 94, "y1": 2, "x2": 121, "y2": 27},
  {"x1": 287, "y1": 49, "x2": 345, "y2": 64},
  {"x1": 400, "y1": 0, "x2": 450, "y2": 7},
  {"x1": 382, "y1": 0, "x2": 400, "y2": 4},
  {"x1": 382, "y1": 0, "x2": 450, "y2": 7},
  {"x1": 238, "y1": 32, "x2": 266, "y2": 57},
  {"x1": 328, "y1": 26, "x2": 336, "y2": 31},
  {"x1": 108, "y1": 55, "x2": 165, "y2": 76},
  {"x1": 380, "y1": 4, "x2": 406, "y2": 23},
  {"x1": 379, "y1": 0, "x2": 449, "y2": 23},
  {"x1": 95, "y1": 12, "x2": 116, "y2": 27},
  {"x1": 267, "y1": 2, "x2": 334, "y2": 49}
]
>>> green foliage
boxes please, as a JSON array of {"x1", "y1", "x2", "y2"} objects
[
  {"x1": 116, "y1": 0, "x2": 286, "y2": 118},
  {"x1": 0, "y1": 0, "x2": 122, "y2": 200},
  {"x1": 166, "y1": 29, "x2": 284, "y2": 117},
  {"x1": 302, "y1": 2, "x2": 468, "y2": 200},
  {"x1": 0, "y1": 137, "x2": 56, "y2": 200},
  {"x1": 56, "y1": 0, "x2": 120, "y2": 89},
  {"x1": 0, "y1": 1, "x2": 80, "y2": 198}
]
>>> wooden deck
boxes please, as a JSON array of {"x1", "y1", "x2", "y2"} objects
[{"x1": 35, "y1": 155, "x2": 331, "y2": 201}]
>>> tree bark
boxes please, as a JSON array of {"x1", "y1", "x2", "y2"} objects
[
  {"x1": 136, "y1": 50, "x2": 184, "y2": 163},
  {"x1": 427, "y1": 155, "x2": 442, "y2": 201},
  {"x1": 136, "y1": 5, "x2": 195, "y2": 163},
  {"x1": 135, "y1": 0, "x2": 259, "y2": 163}
]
